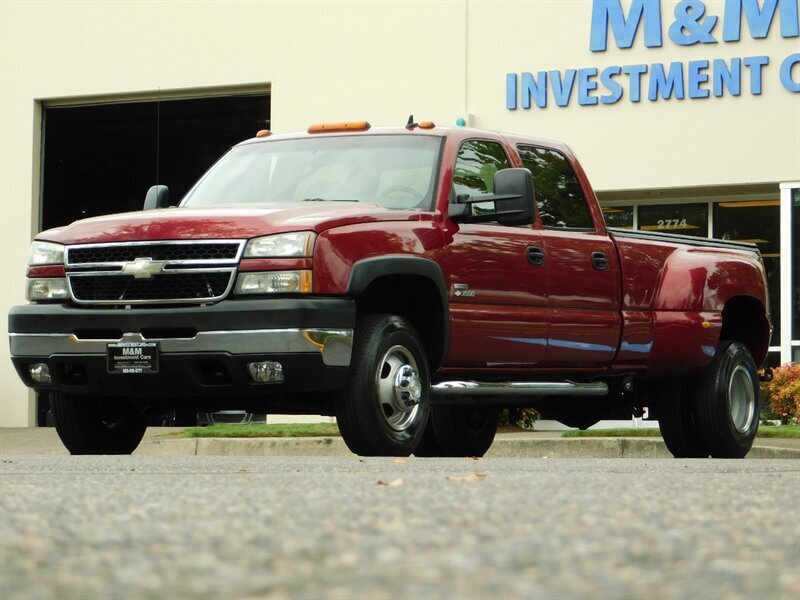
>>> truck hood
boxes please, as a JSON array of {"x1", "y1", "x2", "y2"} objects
[{"x1": 37, "y1": 204, "x2": 429, "y2": 245}]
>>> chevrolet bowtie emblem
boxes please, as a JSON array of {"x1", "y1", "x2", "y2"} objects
[{"x1": 121, "y1": 257, "x2": 167, "y2": 279}]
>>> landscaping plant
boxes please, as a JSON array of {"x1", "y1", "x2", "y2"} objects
[{"x1": 761, "y1": 363, "x2": 800, "y2": 424}]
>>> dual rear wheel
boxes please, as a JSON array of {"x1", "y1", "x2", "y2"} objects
[{"x1": 658, "y1": 341, "x2": 761, "y2": 458}]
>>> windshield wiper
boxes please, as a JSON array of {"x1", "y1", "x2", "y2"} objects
[{"x1": 300, "y1": 198, "x2": 359, "y2": 202}]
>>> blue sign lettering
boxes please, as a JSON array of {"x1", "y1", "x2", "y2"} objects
[
  {"x1": 668, "y1": 0, "x2": 719, "y2": 45},
  {"x1": 622, "y1": 64, "x2": 648, "y2": 102},
  {"x1": 649, "y1": 62, "x2": 686, "y2": 100},
  {"x1": 780, "y1": 53, "x2": 800, "y2": 91},
  {"x1": 723, "y1": 0, "x2": 800, "y2": 41},
  {"x1": 688, "y1": 60, "x2": 711, "y2": 98},
  {"x1": 523, "y1": 72, "x2": 547, "y2": 108},
  {"x1": 506, "y1": 1, "x2": 799, "y2": 110},
  {"x1": 743, "y1": 55, "x2": 769, "y2": 94},
  {"x1": 600, "y1": 66, "x2": 624, "y2": 104},
  {"x1": 590, "y1": 0, "x2": 663, "y2": 51},
  {"x1": 713, "y1": 58, "x2": 742, "y2": 96}
]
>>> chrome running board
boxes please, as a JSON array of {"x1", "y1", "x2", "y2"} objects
[{"x1": 431, "y1": 380, "x2": 608, "y2": 397}]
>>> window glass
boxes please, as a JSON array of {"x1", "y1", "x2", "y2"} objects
[
  {"x1": 601, "y1": 205, "x2": 634, "y2": 229},
  {"x1": 638, "y1": 203, "x2": 708, "y2": 237},
  {"x1": 714, "y1": 200, "x2": 781, "y2": 344},
  {"x1": 517, "y1": 145, "x2": 593, "y2": 229},
  {"x1": 452, "y1": 140, "x2": 510, "y2": 197},
  {"x1": 183, "y1": 135, "x2": 441, "y2": 210}
]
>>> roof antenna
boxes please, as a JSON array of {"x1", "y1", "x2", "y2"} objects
[{"x1": 405, "y1": 114, "x2": 418, "y2": 130}]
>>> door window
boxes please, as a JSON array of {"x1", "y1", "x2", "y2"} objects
[
  {"x1": 452, "y1": 139, "x2": 512, "y2": 217},
  {"x1": 517, "y1": 145, "x2": 593, "y2": 229}
]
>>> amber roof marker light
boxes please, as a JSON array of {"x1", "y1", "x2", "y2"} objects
[
  {"x1": 405, "y1": 115, "x2": 436, "y2": 130},
  {"x1": 307, "y1": 121, "x2": 371, "y2": 134},
  {"x1": 255, "y1": 129, "x2": 271, "y2": 138}
]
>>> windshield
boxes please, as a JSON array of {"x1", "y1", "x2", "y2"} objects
[{"x1": 182, "y1": 134, "x2": 442, "y2": 210}]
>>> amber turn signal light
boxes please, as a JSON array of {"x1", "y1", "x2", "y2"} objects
[{"x1": 308, "y1": 121, "x2": 371, "y2": 134}]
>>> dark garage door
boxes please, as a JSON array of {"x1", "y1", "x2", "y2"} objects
[{"x1": 41, "y1": 93, "x2": 270, "y2": 231}]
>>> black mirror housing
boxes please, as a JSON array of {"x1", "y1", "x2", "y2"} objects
[
  {"x1": 494, "y1": 168, "x2": 534, "y2": 226},
  {"x1": 143, "y1": 185, "x2": 170, "y2": 211}
]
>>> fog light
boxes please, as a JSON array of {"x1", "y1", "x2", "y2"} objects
[
  {"x1": 28, "y1": 363, "x2": 52, "y2": 384},
  {"x1": 247, "y1": 361, "x2": 284, "y2": 383}
]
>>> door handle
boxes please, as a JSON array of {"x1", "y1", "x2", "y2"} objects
[
  {"x1": 526, "y1": 246, "x2": 545, "y2": 266},
  {"x1": 591, "y1": 251, "x2": 609, "y2": 271}
]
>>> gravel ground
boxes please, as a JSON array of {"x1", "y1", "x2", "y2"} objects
[{"x1": 1, "y1": 456, "x2": 798, "y2": 600}]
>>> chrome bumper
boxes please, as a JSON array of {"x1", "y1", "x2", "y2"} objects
[{"x1": 9, "y1": 328, "x2": 354, "y2": 367}]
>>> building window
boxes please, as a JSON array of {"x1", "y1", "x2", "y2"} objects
[
  {"x1": 517, "y1": 145, "x2": 593, "y2": 229},
  {"x1": 638, "y1": 203, "x2": 708, "y2": 237},
  {"x1": 793, "y1": 189, "x2": 799, "y2": 342},
  {"x1": 601, "y1": 205, "x2": 634, "y2": 229},
  {"x1": 714, "y1": 200, "x2": 781, "y2": 344}
]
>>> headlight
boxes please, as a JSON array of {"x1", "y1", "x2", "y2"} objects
[
  {"x1": 27, "y1": 278, "x2": 70, "y2": 301},
  {"x1": 235, "y1": 271, "x2": 312, "y2": 295},
  {"x1": 28, "y1": 241, "x2": 65, "y2": 266},
  {"x1": 244, "y1": 232, "x2": 316, "y2": 258}
]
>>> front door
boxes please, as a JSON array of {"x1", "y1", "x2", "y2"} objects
[{"x1": 443, "y1": 139, "x2": 549, "y2": 367}]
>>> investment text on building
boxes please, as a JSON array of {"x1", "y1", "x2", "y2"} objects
[{"x1": 506, "y1": 0, "x2": 800, "y2": 109}]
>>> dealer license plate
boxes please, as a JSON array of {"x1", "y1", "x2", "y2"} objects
[{"x1": 107, "y1": 342, "x2": 159, "y2": 374}]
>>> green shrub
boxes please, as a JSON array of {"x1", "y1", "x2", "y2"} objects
[
  {"x1": 499, "y1": 408, "x2": 539, "y2": 430},
  {"x1": 761, "y1": 363, "x2": 800, "y2": 425}
]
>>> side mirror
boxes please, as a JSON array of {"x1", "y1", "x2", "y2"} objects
[
  {"x1": 494, "y1": 168, "x2": 534, "y2": 226},
  {"x1": 448, "y1": 168, "x2": 535, "y2": 225},
  {"x1": 143, "y1": 185, "x2": 170, "y2": 210}
]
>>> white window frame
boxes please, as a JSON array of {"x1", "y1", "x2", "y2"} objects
[{"x1": 779, "y1": 182, "x2": 798, "y2": 365}]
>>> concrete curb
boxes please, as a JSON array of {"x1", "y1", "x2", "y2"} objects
[{"x1": 134, "y1": 436, "x2": 800, "y2": 459}]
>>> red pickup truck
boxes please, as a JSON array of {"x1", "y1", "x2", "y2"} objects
[{"x1": 9, "y1": 121, "x2": 771, "y2": 458}]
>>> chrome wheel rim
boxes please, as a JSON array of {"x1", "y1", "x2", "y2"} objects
[
  {"x1": 375, "y1": 345, "x2": 421, "y2": 432},
  {"x1": 728, "y1": 365, "x2": 756, "y2": 434}
]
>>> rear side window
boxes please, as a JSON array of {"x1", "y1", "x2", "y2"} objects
[
  {"x1": 517, "y1": 145, "x2": 593, "y2": 229},
  {"x1": 453, "y1": 140, "x2": 511, "y2": 198}
]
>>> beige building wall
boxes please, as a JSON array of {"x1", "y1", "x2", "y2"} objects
[{"x1": 1, "y1": 0, "x2": 798, "y2": 425}]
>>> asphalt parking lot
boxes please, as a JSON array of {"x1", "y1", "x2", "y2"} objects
[{"x1": 2, "y1": 455, "x2": 798, "y2": 599}]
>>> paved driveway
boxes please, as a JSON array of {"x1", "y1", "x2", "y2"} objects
[{"x1": 2, "y1": 456, "x2": 798, "y2": 599}]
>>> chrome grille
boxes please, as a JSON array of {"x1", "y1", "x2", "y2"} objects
[{"x1": 65, "y1": 240, "x2": 243, "y2": 305}]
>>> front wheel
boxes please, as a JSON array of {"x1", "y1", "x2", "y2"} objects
[
  {"x1": 335, "y1": 315, "x2": 430, "y2": 456},
  {"x1": 51, "y1": 394, "x2": 148, "y2": 455},
  {"x1": 692, "y1": 341, "x2": 761, "y2": 458}
]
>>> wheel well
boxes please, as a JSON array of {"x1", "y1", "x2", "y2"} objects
[
  {"x1": 355, "y1": 275, "x2": 447, "y2": 370},
  {"x1": 719, "y1": 295, "x2": 770, "y2": 366}
]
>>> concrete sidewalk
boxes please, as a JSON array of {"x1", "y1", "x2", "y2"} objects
[{"x1": 1, "y1": 427, "x2": 798, "y2": 458}]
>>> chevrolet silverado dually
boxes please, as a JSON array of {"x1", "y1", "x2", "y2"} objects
[{"x1": 9, "y1": 120, "x2": 772, "y2": 458}]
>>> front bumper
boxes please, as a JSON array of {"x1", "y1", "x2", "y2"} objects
[{"x1": 9, "y1": 298, "x2": 355, "y2": 397}]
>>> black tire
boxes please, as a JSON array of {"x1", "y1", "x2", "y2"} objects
[
  {"x1": 692, "y1": 341, "x2": 761, "y2": 458},
  {"x1": 427, "y1": 405, "x2": 500, "y2": 457},
  {"x1": 51, "y1": 394, "x2": 148, "y2": 455},
  {"x1": 411, "y1": 420, "x2": 444, "y2": 457},
  {"x1": 657, "y1": 379, "x2": 709, "y2": 458},
  {"x1": 335, "y1": 314, "x2": 430, "y2": 456}
]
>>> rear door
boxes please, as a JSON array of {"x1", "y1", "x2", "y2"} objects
[
  {"x1": 443, "y1": 139, "x2": 549, "y2": 367},
  {"x1": 517, "y1": 145, "x2": 621, "y2": 367}
]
